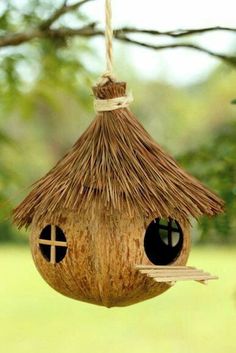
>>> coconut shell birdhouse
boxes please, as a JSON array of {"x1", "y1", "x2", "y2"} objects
[
  {"x1": 13, "y1": 1, "x2": 224, "y2": 307},
  {"x1": 13, "y1": 80, "x2": 224, "y2": 307}
]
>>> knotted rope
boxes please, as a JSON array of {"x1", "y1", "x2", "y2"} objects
[
  {"x1": 95, "y1": 0, "x2": 133, "y2": 111},
  {"x1": 96, "y1": 0, "x2": 115, "y2": 85}
]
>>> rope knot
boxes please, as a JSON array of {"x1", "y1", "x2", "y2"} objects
[
  {"x1": 94, "y1": 0, "x2": 134, "y2": 112},
  {"x1": 96, "y1": 71, "x2": 116, "y2": 86}
]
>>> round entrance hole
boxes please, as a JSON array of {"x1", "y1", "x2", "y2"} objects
[{"x1": 144, "y1": 218, "x2": 183, "y2": 265}]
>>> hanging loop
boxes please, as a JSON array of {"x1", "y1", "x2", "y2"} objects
[{"x1": 95, "y1": 0, "x2": 133, "y2": 110}]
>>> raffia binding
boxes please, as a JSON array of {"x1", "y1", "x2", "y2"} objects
[{"x1": 94, "y1": 91, "x2": 133, "y2": 112}]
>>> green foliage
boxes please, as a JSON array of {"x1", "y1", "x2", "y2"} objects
[
  {"x1": 179, "y1": 120, "x2": 236, "y2": 243},
  {"x1": 0, "y1": 129, "x2": 19, "y2": 242},
  {"x1": 0, "y1": 0, "x2": 95, "y2": 116}
]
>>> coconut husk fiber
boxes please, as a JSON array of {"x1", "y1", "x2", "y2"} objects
[{"x1": 13, "y1": 81, "x2": 224, "y2": 229}]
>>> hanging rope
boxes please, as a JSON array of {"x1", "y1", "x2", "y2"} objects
[
  {"x1": 95, "y1": 0, "x2": 134, "y2": 110},
  {"x1": 105, "y1": 0, "x2": 113, "y2": 75},
  {"x1": 97, "y1": 0, "x2": 116, "y2": 85}
]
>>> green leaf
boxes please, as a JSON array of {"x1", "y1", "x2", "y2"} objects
[{"x1": 231, "y1": 99, "x2": 236, "y2": 104}]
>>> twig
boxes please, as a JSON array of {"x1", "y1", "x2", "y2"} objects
[
  {"x1": 114, "y1": 26, "x2": 236, "y2": 38},
  {"x1": 0, "y1": 0, "x2": 236, "y2": 68},
  {"x1": 0, "y1": 23, "x2": 97, "y2": 47},
  {"x1": 40, "y1": 0, "x2": 94, "y2": 30},
  {"x1": 0, "y1": 30, "x2": 42, "y2": 47},
  {"x1": 115, "y1": 35, "x2": 236, "y2": 66},
  {"x1": 1, "y1": 25, "x2": 235, "y2": 66}
]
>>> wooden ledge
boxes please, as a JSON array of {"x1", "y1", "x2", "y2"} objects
[{"x1": 135, "y1": 265, "x2": 218, "y2": 285}]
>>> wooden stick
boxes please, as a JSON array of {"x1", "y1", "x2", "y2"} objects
[
  {"x1": 39, "y1": 239, "x2": 67, "y2": 247},
  {"x1": 139, "y1": 269, "x2": 202, "y2": 274},
  {"x1": 135, "y1": 265, "x2": 196, "y2": 270},
  {"x1": 145, "y1": 271, "x2": 210, "y2": 278},
  {"x1": 50, "y1": 225, "x2": 56, "y2": 264},
  {"x1": 154, "y1": 275, "x2": 218, "y2": 282}
]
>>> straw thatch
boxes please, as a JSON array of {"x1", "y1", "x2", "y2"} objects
[{"x1": 13, "y1": 81, "x2": 224, "y2": 229}]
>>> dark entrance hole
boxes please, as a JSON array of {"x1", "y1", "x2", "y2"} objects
[{"x1": 144, "y1": 218, "x2": 183, "y2": 265}]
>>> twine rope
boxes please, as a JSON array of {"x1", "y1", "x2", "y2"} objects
[
  {"x1": 96, "y1": 0, "x2": 115, "y2": 85},
  {"x1": 105, "y1": 0, "x2": 113, "y2": 75},
  {"x1": 95, "y1": 0, "x2": 133, "y2": 111},
  {"x1": 94, "y1": 92, "x2": 133, "y2": 112}
]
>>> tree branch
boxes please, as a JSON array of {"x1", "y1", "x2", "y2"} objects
[
  {"x1": 49, "y1": 28, "x2": 236, "y2": 66},
  {"x1": 0, "y1": 23, "x2": 97, "y2": 48},
  {"x1": 115, "y1": 35, "x2": 236, "y2": 66},
  {"x1": 0, "y1": 30, "x2": 41, "y2": 48},
  {"x1": 51, "y1": 28, "x2": 236, "y2": 67},
  {"x1": 114, "y1": 26, "x2": 236, "y2": 38},
  {"x1": 2, "y1": 25, "x2": 236, "y2": 45},
  {"x1": 40, "y1": 0, "x2": 95, "y2": 30},
  {"x1": 0, "y1": 0, "x2": 236, "y2": 68}
]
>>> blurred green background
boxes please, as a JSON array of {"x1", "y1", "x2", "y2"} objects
[{"x1": 0, "y1": 1, "x2": 235, "y2": 353}]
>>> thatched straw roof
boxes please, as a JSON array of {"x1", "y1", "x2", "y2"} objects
[{"x1": 13, "y1": 81, "x2": 224, "y2": 228}]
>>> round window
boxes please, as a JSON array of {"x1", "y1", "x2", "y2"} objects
[
  {"x1": 39, "y1": 225, "x2": 67, "y2": 264},
  {"x1": 144, "y1": 218, "x2": 183, "y2": 265}
]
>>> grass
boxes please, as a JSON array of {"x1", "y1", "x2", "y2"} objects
[{"x1": 0, "y1": 245, "x2": 235, "y2": 353}]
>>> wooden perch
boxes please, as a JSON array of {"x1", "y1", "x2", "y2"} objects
[{"x1": 135, "y1": 265, "x2": 218, "y2": 284}]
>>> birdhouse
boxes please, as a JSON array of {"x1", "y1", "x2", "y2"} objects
[{"x1": 13, "y1": 81, "x2": 224, "y2": 307}]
